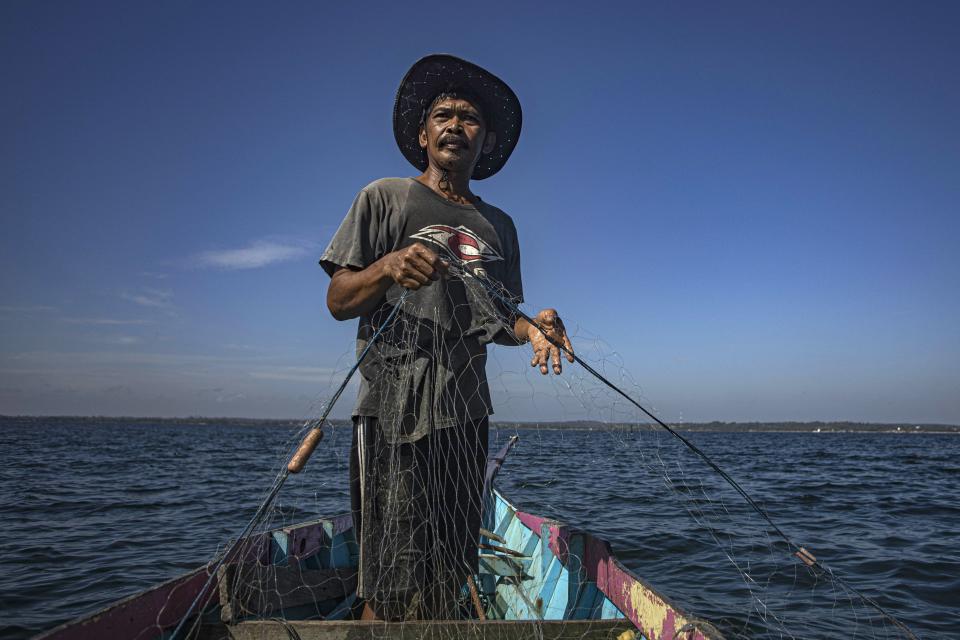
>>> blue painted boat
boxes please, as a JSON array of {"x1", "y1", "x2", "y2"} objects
[{"x1": 36, "y1": 438, "x2": 724, "y2": 640}]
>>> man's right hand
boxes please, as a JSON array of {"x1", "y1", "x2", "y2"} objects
[
  {"x1": 381, "y1": 243, "x2": 449, "y2": 290},
  {"x1": 326, "y1": 243, "x2": 449, "y2": 320}
]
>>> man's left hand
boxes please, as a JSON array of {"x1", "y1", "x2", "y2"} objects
[{"x1": 526, "y1": 308, "x2": 575, "y2": 375}]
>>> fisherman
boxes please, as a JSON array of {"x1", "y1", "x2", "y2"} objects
[{"x1": 320, "y1": 54, "x2": 574, "y2": 621}]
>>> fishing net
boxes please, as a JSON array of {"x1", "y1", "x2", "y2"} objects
[{"x1": 156, "y1": 258, "x2": 920, "y2": 640}]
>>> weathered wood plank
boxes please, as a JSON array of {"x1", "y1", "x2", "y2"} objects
[
  {"x1": 477, "y1": 553, "x2": 525, "y2": 579},
  {"x1": 227, "y1": 619, "x2": 637, "y2": 640},
  {"x1": 218, "y1": 563, "x2": 357, "y2": 623},
  {"x1": 195, "y1": 622, "x2": 233, "y2": 640}
]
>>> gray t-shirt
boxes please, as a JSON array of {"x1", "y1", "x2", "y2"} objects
[{"x1": 320, "y1": 178, "x2": 523, "y2": 443}]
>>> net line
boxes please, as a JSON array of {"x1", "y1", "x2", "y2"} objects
[
  {"x1": 454, "y1": 259, "x2": 919, "y2": 640},
  {"x1": 167, "y1": 291, "x2": 410, "y2": 640},
  {"x1": 158, "y1": 253, "x2": 920, "y2": 640}
]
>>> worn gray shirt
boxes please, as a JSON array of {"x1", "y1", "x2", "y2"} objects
[{"x1": 320, "y1": 178, "x2": 523, "y2": 443}]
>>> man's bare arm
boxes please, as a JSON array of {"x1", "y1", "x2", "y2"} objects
[
  {"x1": 327, "y1": 245, "x2": 573, "y2": 374},
  {"x1": 326, "y1": 243, "x2": 448, "y2": 321}
]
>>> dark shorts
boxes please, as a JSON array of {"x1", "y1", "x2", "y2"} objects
[{"x1": 350, "y1": 416, "x2": 488, "y2": 620}]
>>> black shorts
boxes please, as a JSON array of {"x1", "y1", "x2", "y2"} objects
[{"x1": 350, "y1": 416, "x2": 488, "y2": 620}]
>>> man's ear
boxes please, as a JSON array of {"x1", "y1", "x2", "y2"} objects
[
  {"x1": 482, "y1": 131, "x2": 497, "y2": 154},
  {"x1": 419, "y1": 126, "x2": 428, "y2": 150}
]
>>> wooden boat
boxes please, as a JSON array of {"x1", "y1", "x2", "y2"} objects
[{"x1": 36, "y1": 438, "x2": 724, "y2": 640}]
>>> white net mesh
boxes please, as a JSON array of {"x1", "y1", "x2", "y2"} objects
[{"x1": 154, "y1": 257, "x2": 917, "y2": 640}]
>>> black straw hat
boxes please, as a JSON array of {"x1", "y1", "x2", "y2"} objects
[{"x1": 393, "y1": 54, "x2": 522, "y2": 180}]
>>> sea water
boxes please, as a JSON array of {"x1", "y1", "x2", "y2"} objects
[{"x1": 0, "y1": 419, "x2": 956, "y2": 638}]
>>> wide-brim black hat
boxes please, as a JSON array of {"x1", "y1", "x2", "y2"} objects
[{"x1": 393, "y1": 54, "x2": 522, "y2": 180}]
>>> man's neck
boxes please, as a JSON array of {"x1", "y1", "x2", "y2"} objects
[{"x1": 416, "y1": 166, "x2": 476, "y2": 205}]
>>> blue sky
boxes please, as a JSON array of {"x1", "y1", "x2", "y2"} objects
[{"x1": 1, "y1": 1, "x2": 957, "y2": 422}]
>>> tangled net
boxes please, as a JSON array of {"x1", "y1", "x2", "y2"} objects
[{"x1": 161, "y1": 258, "x2": 917, "y2": 640}]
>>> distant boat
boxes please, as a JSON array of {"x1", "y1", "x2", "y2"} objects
[{"x1": 36, "y1": 438, "x2": 724, "y2": 640}]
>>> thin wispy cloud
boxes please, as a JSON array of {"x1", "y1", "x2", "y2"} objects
[
  {"x1": 196, "y1": 388, "x2": 247, "y2": 404},
  {"x1": 0, "y1": 305, "x2": 57, "y2": 313},
  {"x1": 223, "y1": 343, "x2": 260, "y2": 352},
  {"x1": 3, "y1": 349, "x2": 248, "y2": 369},
  {"x1": 195, "y1": 240, "x2": 311, "y2": 270},
  {"x1": 63, "y1": 317, "x2": 153, "y2": 326},
  {"x1": 248, "y1": 366, "x2": 336, "y2": 384},
  {"x1": 1, "y1": 350, "x2": 336, "y2": 393},
  {"x1": 121, "y1": 288, "x2": 173, "y2": 309}
]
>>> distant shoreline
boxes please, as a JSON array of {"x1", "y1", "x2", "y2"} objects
[{"x1": 1, "y1": 415, "x2": 957, "y2": 434}]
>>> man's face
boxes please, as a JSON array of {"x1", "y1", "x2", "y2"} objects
[{"x1": 419, "y1": 97, "x2": 495, "y2": 174}]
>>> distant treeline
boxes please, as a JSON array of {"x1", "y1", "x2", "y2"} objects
[
  {"x1": 0, "y1": 415, "x2": 347, "y2": 429},
  {"x1": 1, "y1": 415, "x2": 958, "y2": 433},
  {"x1": 492, "y1": 420, "x2": 960, "y2": 433}
]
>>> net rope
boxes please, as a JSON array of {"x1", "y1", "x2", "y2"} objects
[{"x1": 160, "y1": 256, "x2": 918, "y2": 640}]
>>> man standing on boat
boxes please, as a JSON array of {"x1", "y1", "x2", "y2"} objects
[{"x1": 320, "y1": 55, "x2": 574, "y2": 621}]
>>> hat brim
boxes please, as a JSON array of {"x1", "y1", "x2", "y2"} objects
[{"x1": 393, "y1": 54, "x2": 522, "y2": 180}]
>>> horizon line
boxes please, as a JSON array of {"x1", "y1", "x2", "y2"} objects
[{"x1": 1, "y1": 414, "x2": 957, "y2": 428}]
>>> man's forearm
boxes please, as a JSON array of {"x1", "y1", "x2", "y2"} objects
[
  {"x1": 513, "y1": 316, "x2": 531, "y2": 343},
  {"x1": 326, "y1": 243, "x2": 450, "y2": 321},
  {"x1": 326, "y1": 260, "x2": 393, "y2": 321}
]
